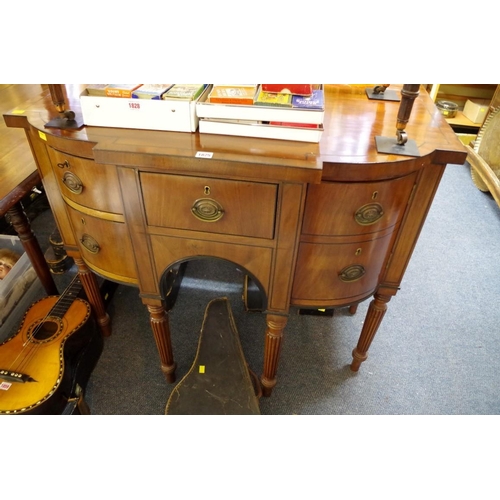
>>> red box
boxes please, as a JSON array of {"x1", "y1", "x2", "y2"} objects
[{"x1": 261, "y1": 84, "x2": 313, "y2": 96}]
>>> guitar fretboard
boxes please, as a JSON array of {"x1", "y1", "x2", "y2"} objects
[{"x1": 50, "y1": 277, "x2": 83, "y2": 319}]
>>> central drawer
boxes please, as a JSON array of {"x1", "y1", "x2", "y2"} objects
[{"x1": 141, "y1": 172, "x2": 278, "y2": 239}]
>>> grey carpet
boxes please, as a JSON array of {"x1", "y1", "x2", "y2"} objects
[{"x1": 4, "y1": 160, "x2": 500, "y2": 414}]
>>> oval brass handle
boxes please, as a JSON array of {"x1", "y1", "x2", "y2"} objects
[
  {"x1": 191, "y1": 198, "x2": 224, "y2": 222},
  {"x1": 339, "y1": 265, "x2": 366, "y2": 282},
  {"x1": 355, "y1": 203, "x2": 384, "y2": 226},
  {"x1": 80, "y1": 234, "x2": 100, "y2": 254},
  {"x1": 57, "y1": 160, "x2": 71, "y2": 169},
  {"x1": 62, "y1": 171, "x2": 83, "y2": 194}
]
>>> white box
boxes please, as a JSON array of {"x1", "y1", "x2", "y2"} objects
[
  {"x1": 198, "y1": 119, "x2": 323, "y2": 143},
  {"x1": 0, "y1": 235, "x2": 37, "y2": 328},
  {"x1": 196, "y1": 85, "x2": 324, "y2": 142},
  {"x1": 196, "y1": 92, "x2": 324, "y2": 125},
  {"x1": 80, "y1": 85, "x2": 211, "y2": 132},
  {"x1": 463, "y1": 99, "x2": 489, "y2": 124}
]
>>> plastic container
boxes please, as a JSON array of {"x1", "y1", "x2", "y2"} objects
[{"x1": 0, "y1": 235, "x2": 37, "y2": 328}]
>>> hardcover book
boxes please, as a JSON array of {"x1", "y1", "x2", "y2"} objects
[
  {"x1": 208, "y1": 86, "x2": 258, "y2": 105},
  {"x1": 291, "y1": 90, "x2": 324, "y2": 110},
  {"x1": 269, "y1": 121, "x2": 320, "y2": 128},
  {"x1": 163, "y1": 84, "x2": 205, "y2": 101},
  {"x1": 132, "y1": 84, "x2": 174, "y2": 100},
  {"x1": 254, "y1": 88, "x2": 292, "y2": 107},
  {"x1": 105, "y1": 84, "x2": 142, "y2": 98},
  {"x1": 213, "y1": 84, "x2": 258, "y2": 88},
  {"x1": 261, "y1": 84, "x2": 313, "y2": 96}
]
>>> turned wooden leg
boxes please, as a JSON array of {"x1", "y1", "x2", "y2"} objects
[
  {"x1": 74, "y1": 257, "x2": 112, "y2": 337},
  {"x1": 261, "y1": 314, "x2": 288, "y2": 397},
  {"x1": 349, "y1": 304, "x2": 358, "y2": 315},
  {"x1": 351, "y1": 293, "x2": 391, "y2": 371},
  {"x1": 146, "y1": 304, "x2": 176, "y2": 383},
  {"x1": 7, "y1": 202, "x2": 58, "y2": 296}
]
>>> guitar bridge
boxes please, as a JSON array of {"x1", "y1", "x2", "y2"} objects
[{"x1": 0, "y1": 369, "x2": 36, "y2": 383}]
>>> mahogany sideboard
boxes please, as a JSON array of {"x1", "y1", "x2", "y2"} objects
[{"x1": 3, "y1": 84, "x2": 467, "y2": 396}]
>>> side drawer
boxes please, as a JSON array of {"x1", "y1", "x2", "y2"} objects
[
  {"x1": 48, "y1": 148, "x2": 124, "y2": 215},
  {"x1": 141, "y1": 172, "x2": 278, "y2": 239},
  {"x1": 301, "y1": 172, "x2": 417, "y2": 237},
  {"x1": 291, "y1": 231, "x2": 397, "y2": 306},
  {"x1": 66, "y1": 206, "x2": 137, "y2": 283}
]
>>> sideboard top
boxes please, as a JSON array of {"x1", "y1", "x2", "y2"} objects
[{"x1": 3, "y1": 84, "x2": 467, "y2": 178}]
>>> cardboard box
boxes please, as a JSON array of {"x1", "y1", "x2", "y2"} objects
[
  {"x1": 463, "y1": 99, "x2": 490, "y2": 124},
  {"x1": 80, "y1": 85, "x2": 211, "y2": 132},
  {"x1": 198, "y1": 119, "x2": 323, "y2": 143},
  {"x1": 0, "y1": 235, "x2": 37, "y2": 329},
  {"x1": 196, "y1": 86, "x2": 324, "y2": 125}
]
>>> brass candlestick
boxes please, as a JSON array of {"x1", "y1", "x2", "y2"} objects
[
  {"x1": 375, "y1": 84, "x2": 421, "y2": 157},
  {"x1": 45, "y1": 84, "x2": 83, "y2": 129}
]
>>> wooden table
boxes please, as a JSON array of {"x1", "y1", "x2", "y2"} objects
[
  {"x1": 3, "y1": 84, "x2": 467, "y2": 396},
  {"x1": 0, "y1": 84, "x2": 58, "y2": 296}
]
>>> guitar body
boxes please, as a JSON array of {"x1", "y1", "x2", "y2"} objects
[{"x1": 0, "y1": 291, "x2": 101, "y2": 415}]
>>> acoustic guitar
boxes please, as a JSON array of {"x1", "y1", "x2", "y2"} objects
[{"x1": 0, "y1": 275, "x2": 99, "y2": 415}]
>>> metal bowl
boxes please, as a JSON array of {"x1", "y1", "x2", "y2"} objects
[{"x1": 436, "y1": 100, "x2": 459, "y2": 118}]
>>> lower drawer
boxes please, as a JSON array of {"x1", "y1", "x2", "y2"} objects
[
  {"x1": 291, "y1": 231, "x2": 397, "y2": 306},
  {"x1": 66, "y1": 206, "x2": 137, "y2": 283}
]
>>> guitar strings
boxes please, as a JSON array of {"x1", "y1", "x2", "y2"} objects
[
  {"x1": 9, "y1": 276, "x2": 82, "y2": 376},
  {"x1": 1, "y1": 275, "x2": 82, "y2": 376},
  {"x1": 7, "y1": 275, "x2": 81, "y2": 376}
]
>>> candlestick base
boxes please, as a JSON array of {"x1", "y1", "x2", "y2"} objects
[
  {"x1": 45, "y1": 110, "x2": 84, "y2": 130},
  {"x1": 365, "y1": 88, "x2": 400, "y2": 101},
  {"x1": 375, "y1": 135, "x2": 421, "y2": 157}
]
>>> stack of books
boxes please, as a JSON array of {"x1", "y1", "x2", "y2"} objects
[
  {"x1": 197, "y1": 84, "x2": 325, "y2": 142},
  {"x1": 162, "y1": 84, "x2": 206, "y2": 101},
  {"x1": 132, "y1": 84, "x2": 174, "y2": 100},
  {"x1": 84, "y1": 84, "x2": 207, "y2": 101},
  {"x1": 80, "y1": 84, "x2": 211, "y2": 133}
]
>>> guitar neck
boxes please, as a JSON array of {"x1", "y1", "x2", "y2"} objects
[{"x1": 50, "y1": 276, "x2": 83, "y2": 319}]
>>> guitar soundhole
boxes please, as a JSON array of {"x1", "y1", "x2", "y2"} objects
[{"x1": 33, "y1": 320, "x2": 60, "y2": 341}]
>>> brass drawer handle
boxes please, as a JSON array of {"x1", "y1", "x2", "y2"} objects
[
  {"x1": 80, "y1": 234, "x2": 100, "y2": 254},
  {"x1": 339, "y1": 265, "x2": 366, "y2": 282},
  {"x1": 355, "y1": 203, "x2": 384, "y2": 225},
  {"x1": 62, "y1": 171, "x2": 83, "y2": 194},
  {"x1": 57, "y1": 160, "x2": 71, "y2": 169},
  {"x1": 191, "y1": 198, "x2": 224, "y2": 222}
]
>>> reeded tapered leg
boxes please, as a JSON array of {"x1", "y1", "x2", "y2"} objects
[
  {"x1": 261, "y1": 314, "x2": 288, "y2": 397},
  {"x1": 351, "y1": 293, "x2": 391, "y2": 371},
  {"x1": 74, "y1": 256, "x2": 112, "y2": 337},
  {"x1": 146, "y1": 304, "x2": 176, "y2": 383}
]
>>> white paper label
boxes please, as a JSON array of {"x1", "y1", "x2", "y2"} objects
[
  {"x1": 0, "y1": 382, "x2": 12, "y2": 391},
  {"x1": 195, "y1": 151, "x2": 213, "y2": 159}
]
